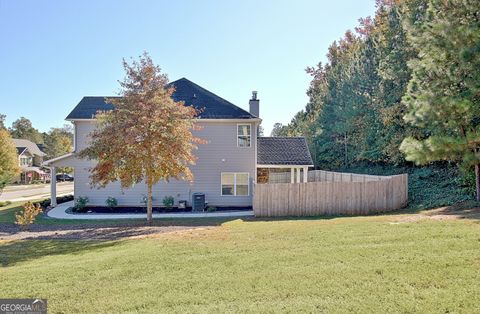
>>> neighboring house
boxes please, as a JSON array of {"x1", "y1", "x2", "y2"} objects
[
  {"x1": 44, "y1": 78, "x2": 313, "y2": 207},
  {"x1": 13, "y1": 138, "x2": 48, "y2": 184}
]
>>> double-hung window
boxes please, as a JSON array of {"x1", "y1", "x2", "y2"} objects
[
  {"x1": 237, "y1": 124, "x2": 251, "y2": 147},
  {"x1": 20, "y1": 157, "x2": 31, "y2": 166},
  {"x1": 221, "y1": 173, "x2": 249, "y2": 196}
]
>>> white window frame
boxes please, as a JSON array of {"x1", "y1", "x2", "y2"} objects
[
  {"x1": 237, "y1": 124, "x2": 251, "y2": 148},
  {"x1": 221, "y1": 172, "x2": 250, "y2": 196},
  {"x1": 20, "y1": 156, "x2": 31, "y2": 166}
]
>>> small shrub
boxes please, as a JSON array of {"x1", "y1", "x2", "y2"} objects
[
  {"x1": 105, "y1": 196, "x2": 118, "y2": 210},
  {"x1": 39, "y1": 199, "x2": 49, "y2": 208},
  {"x1": 162, "y1": 196, "x2": 174, "y2": 209},
  {"x1": 206, "y1": 206, "x2": 217, "y2": 212},
  {"x1": 74, "y1": 196, "x2": 89, "y2": 212},
  {"x1": 15, "y1": 201, "x2": 43, "y2": 230}
]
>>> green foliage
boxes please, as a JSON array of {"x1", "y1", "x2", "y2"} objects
[
  {"x1": 78, "y1": 52, "x2": 203, "y2": 223},
  {"x1": 8, "y1": 117, "x2": 43, "y2": 144},
  {"x1": 280, "y1": 0, "x2": 479, "y2": 201},
  {"x1": 74, "y1": 196, "x2": 89, "y2": 212},
  {"x1": 105, "y1": 196, "x2": 118, "y2": 209},
  {"x1": 270, "y1": 123, "x2": 285, "y2": 137},
  {"x1": 0, "y1": 114, "x2": 6, "y2": 129},
  {"x1": 162, "y1": 196, "x2": 174, "y2": 209},
  {"x1": 35, "y1": 195, "x2": 73, "y2": 209},
  {"x1": 279, "y1": 0, "x2": 431, "y2": 168},
  {"x1": 0, "y1": 201, "x2": 12, "y2": 207},
  {"x1": 43, "y1": 125, "x2": 73, "y2": 159},
  {"x1": 337, "y1": 163, "x2": 470, "y2": 210},
  {"x1": 206, "y1": 206, "x2": 217, "y2": 212},
  {"x1": 0, "y1": 128, "x2": 20, "y2": 194},
  {"x1": 400, "y1": 0, "x2": 480, "y2": 197},
  {"x1": 1, "y1": 218, "x2": 479, "y2": 312}
]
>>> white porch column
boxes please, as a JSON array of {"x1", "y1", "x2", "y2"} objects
[
  {"x1": 296, "y1": 168, "x2": 301, "y2": 183},
  {"x1": 291, "y1": 168, "x2": 295, "y2": 183},
  {"x1": 303, "y1": 167, "x2": 308, "y2": 182},
  {"x1": 50, "y1": 167, "x2": 57, "y2": 207}
]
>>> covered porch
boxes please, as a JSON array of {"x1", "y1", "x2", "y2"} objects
[
  {"x1": 256, "y1": 137, "x2": 314, "y2": 184},
  {"x1": 257, "y1": 165, "x2": 309, "y2": 184},
  {"x1": 43, "y1": 153, "x2": 75, "y2": 207}
]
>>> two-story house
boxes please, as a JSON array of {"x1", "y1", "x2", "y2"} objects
[
  {"x1": 13, "y1": 138, "x2": 48, "y2": 184},
  {"x1": 44, "y1": 78, "x2": 313, "y2": 208}
]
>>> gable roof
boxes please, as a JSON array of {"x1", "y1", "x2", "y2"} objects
[
  {"x1": 257, "y1": 137, "x2": 313, "y2": 166},
  {"x1": 13, "y1": 139, "x2": 46, "y2": 157},
  {"x1": 65, "y1": 78, "x2": 256, "y2": 120}
]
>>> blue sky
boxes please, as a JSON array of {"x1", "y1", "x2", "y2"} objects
[{"x1": 0, "y1": 0, "x2": 376, "y2": 135}]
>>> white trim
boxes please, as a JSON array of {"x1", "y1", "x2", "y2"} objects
[
  {"x1": 237, "y1": 123, "x2": 252, "y2": 148},
  {"x1": 200, "y1": 118, "x2": 261, "y2": 123},
  {"x1": 221, "y1": 172, "x2": 250, "y2": 196},
  {"x1": 66, "y1": 118, "x2": 96, "y2": 122},
  {"x1": 256, "y1": 164, "x2": 314, "y2": 168},
  {"x1": 43, "y1": 153, "x2": 75, "y2": 166},
  {"x1": 72, "y1": 121, "x2": 76, "y2": 152},
  {"x1": 50, "y1": 166, "x2": 57, "y2": 207}
]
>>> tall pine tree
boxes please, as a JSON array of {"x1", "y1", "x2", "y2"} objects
[{"x1": 400, "y1": 0, "x2": 480, "y2": 199}]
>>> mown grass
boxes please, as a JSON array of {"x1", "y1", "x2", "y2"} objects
[
  {"x1": 0, "y1": 200, "x2": 100, "y2": 225},
  {"x1": 0, "y1": 200, "x2": 240, "y2": 226},
  {"x1": 1, "y1": 215, "x2": 479, "y2": 313}
]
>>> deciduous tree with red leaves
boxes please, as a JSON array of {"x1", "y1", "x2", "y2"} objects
[{"x1": 80, "y1": 52, "x2": 204, "y2": 223}]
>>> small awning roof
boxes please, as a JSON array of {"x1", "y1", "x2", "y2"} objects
[
  {"x1": 43, "y1": 153, "x2": 75, "y2": 167},
  {"x1": 257, "y1": 137, "x2": 314, "y2": 166}
]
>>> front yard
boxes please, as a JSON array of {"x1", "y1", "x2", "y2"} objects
[{"x1": 1, "y1": 207, "x2": 479, "y2": 313}]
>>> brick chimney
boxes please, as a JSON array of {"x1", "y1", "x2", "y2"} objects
[{"x1": 249, "y1": 91, "x2": 259, "y2": 117}]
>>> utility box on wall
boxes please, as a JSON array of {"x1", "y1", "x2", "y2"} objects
[{"x1": 192, "y1": 193, "x2": 205, "y2": 212}]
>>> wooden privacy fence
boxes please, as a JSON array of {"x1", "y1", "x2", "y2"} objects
[{"x1": 253, "y1": 171, "x2": 408, "y2": 217}]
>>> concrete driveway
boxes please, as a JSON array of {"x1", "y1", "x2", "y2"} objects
[{"x1": 0, "y1": 182, "x2": 74, "y2": 202}]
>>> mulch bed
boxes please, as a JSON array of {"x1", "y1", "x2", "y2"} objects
[{"x1": 70, "y1": 206, "x2": 252, "y2": 214}]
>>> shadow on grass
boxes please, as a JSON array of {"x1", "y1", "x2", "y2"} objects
[
  {"x1": 0, "y1": 239, "x2": 118, "y2": 267},
  {"x1": 0, "y1": 217, "x2": 245, "y2": 242}
]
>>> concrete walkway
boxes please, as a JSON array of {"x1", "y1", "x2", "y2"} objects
[{"x1": 47, "y1": 201, "x2": 254, "y2": 220}]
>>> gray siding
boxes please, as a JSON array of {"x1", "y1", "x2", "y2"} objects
[{"x1": 67, "y1": 120, "x2": 257, "y2": 207}]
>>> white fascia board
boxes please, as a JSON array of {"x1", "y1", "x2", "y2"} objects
[
  {"x1": 43, "y1": 153, "x2": 75, "y2": 166},
  {"x1": 66, "y1": 118, "x2": 262, "y2": 123},
  {"x1": 256, "y1": 164, "x2": 314, "y2": 168}
]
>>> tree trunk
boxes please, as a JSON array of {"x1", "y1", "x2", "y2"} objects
[
  {"x1": 147, "y1": 182, "x2": 153, "y2": 224},
  {"x1": 475, "y1": 164, "x2": 480, "y2": 202}
]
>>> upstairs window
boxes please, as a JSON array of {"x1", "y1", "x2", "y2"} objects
[
  {"x1": 221, "y1": 173, "x2": 249, "y2": 196},
  {"x1": 237, "y1": 124, "x2": 251, "y2": 147},
  {"x1": 20, "y1": 156, "x2": 31, "y2": 166}
]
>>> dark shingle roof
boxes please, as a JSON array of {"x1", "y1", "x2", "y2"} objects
[
  {"x1": 257, "y1": 137, "x2": 313, "y2": 166},
  {"x1": 16, "y1": 147, "x2": 26, "y2": 155},
  {"x1": 13, "y1": 139, "x2": 46, "y2": 157},
  {"x1": 65, "y1": 78, "x2": 255, "y2": 120}
]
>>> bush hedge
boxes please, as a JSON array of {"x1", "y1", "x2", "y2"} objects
[{"x1": 35, "y1": 194, "x2": 74, "y2": 209}]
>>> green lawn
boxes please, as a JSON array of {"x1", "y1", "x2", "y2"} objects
[
  {"x1": 0, "y1": 200, "x2": 130, "y2": 225},
  {"x1": 1, "y1": 215, "x2": 479, "y2": 313}
]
